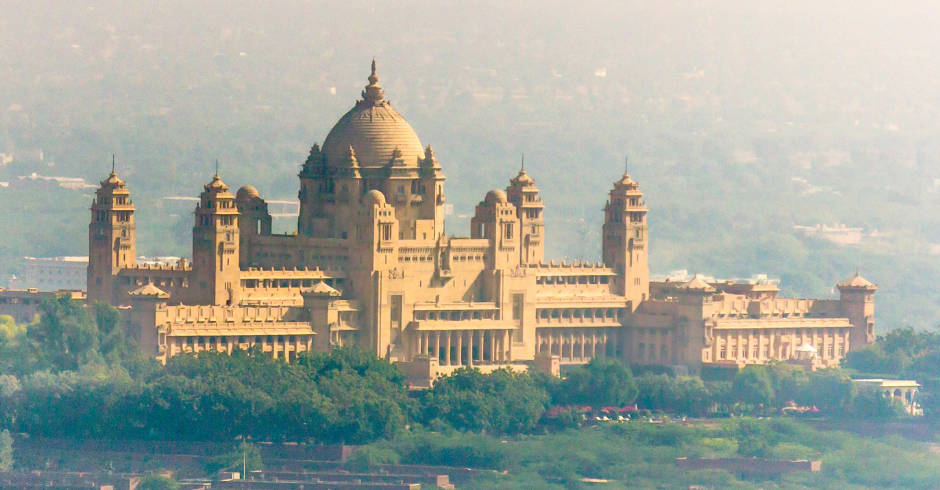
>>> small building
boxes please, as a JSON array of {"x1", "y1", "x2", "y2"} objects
[
  {"x1": 855, "y1": 379, "x2": 921, "y2": 414},
  {"x1": 0, "y1": 288, "x2": 85, "y2": 324},
  {"x1": 20, "y1": 256, "x2": 89, "y2": 291}
]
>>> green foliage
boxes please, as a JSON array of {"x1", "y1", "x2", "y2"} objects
[
  {"x1": 345, "y1": 445, "x2": 401, "y2": 472},
  {"x1": 94, "y1": 302, "x2": 131, "y2": 363},
  {"x1": 798, "y1": 369, "x2": 857, "y2": 413},
  {"x1": 732, "y1": 366, "x2": 774, "y2": 408},
  {"x1": 136, "y1": 475, "x2": 180, "y2": 490},
  {"x1": 204, "y1": 441, "x2": 262, "y2": 475},
  {"x1": 27, "y1": 295, "x2": 99, "y2": 371},
  {"x1": 0, "y1": 348, "x2": 413, "y2": 444},
  {"x1": 374, "y1": 430, "x2": 520, "y2": 471},
  {"x1": 359, "y1": 418, "x2": 940, "y2": 488},
  {"x1": 635, "y1": 374, "x2": 710, "y2": 415},
  {"x1": 771, "y1": 442, "x2": 819, "y2": 461},
  {"x1": 851, "y1": 389, "x2": 909, "y2": 419},
  {"x1": 844, "y1": 343, "x2": 910, "y2": 375},
  {"x1": 421, "y1": 367, "x2": 549, "y2": 435},
  {"x1": 556, "y1": 358, "x2": 638, "y2": 408}
]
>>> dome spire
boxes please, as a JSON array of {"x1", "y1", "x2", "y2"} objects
[{"x1": 363, "y1": 58, "x2": 385, "y2": 103}]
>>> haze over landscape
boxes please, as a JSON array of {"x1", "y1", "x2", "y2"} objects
[
  {"x1": 9, "y1": 2, "x2": 940, "y2": 489},
  {"x1": 2, "y1": 1, "x2": 940, "y2": 324}
]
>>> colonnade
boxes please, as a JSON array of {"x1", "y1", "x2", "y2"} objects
[
  {"x1": 885, "y1": 388, "x2": 917, "y2": 406},
  {"x1": 413, "y1": 329, "x2": 512, "y2": 366},
  {"x1": 536, "y1": 328, "x2": 612, "y2": 362},
  {"x1": 709, "y1": 328, "x2": 849, "y2": 363},
  {"x1": 166, "y1": 333, "x2": 315, "y2": 362}
]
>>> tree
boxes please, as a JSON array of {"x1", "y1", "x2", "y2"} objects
[
  {"x1": 421, "y1": 368, "x2": 549, "y2": 434},
  {"x1": 94, "y1": 302, "x2": 128, "y2": 362},
  {"x1": 136, "y1": 475, "x2": 179, "y2": 490},
  {"x1": 558, "y1": 358, "x2": 638, "y2": 408},
  {"x1": 851, "y1": 389, "x2": 907, "y2": 419},
  {"x1": 27, "y1": 294, "x2": 99, "y2": 371},
  {"x1": 204, "y1": 442, "x2": 263, "y2": 476},
  {"x1": 732, "y1": 367, "x2": 774, "y2": 408},
  {"x1": 798, "y1": 369, "x2": 857, "y2": 413},
  {"x1": 843, "y1": 344, "x2": 909, "y2": 375}
]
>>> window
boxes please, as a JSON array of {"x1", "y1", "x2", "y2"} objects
[
  {"x1": 638, "y1": 343, "x2": 645, "y2": 360},
  {"x1": 660, "y1": 345, "x2": 668, "y2": 361},
  {"x1": 720, "y1": 347, "x2": 726, "y2": 359},
  {"x1": 731, "y1": 347, "x2": 737, "y2": 358}
]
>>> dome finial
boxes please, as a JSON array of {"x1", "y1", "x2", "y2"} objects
[{"x1": 363, "y1": 59, "x2": 384, "y2": 103}]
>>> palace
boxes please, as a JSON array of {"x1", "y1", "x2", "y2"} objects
[{"x1": 85, "y1": 61, "x2": 876, "y2": 382}]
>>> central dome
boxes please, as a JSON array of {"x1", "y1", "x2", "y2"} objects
[{"x1": 321, "y1": 61, "x2": 425, "y2": 168}]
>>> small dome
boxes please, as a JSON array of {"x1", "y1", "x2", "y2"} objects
[
  {"x1": 511, "y1": 169, "x2": 535, "y2": 186},
  {"x1": 236, "y1": 185, "x2": 260, "y2": 201},
  {"x1": 364, "y1": 189, "x2": 387, "y2": 206},
  {"x1": 485, "y1": 189, "x2": 508, "y2": 205},
  {"x1": 838, "y1": 272, "x2": 876, "y2": 289}
]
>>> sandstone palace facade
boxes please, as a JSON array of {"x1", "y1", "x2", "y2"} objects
[{"x1": 86, "y1": 62, "x2": 877, "y2": 381}]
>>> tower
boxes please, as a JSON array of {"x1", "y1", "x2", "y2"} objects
[
  {"x1": 333, "y1": 145, "x2": 364, "y2": 241},
  {"x1": 837, "y1": 272, "x2": 877, "y2": 351},
  {"x1": 506, "y1": 163, "x2": 545, "y2": 264},
  {"x1": 602, "y1": 169, "x2": 649, "y2": 309},
  {"x1": 192, "y1": 174, "x2": 240, "y2": 306},
  {"x1": 471, "y1": 189, "x2": 521, "y2": 270},
  {"x1": 87, "y1": 166, "x2": 137, "y2": 305},
  {"x1": 235, "y1": 184, "x2": 272, "y2": 267},
  {"x1": 418, "y1": 145, "x2": 446, "y2": 241}
]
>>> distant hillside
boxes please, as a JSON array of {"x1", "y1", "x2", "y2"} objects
[{"x1": 2, "y1": 0, "x2": 939, "y2": 328}]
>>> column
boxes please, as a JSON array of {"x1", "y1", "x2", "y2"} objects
[
  {"x1": 273, "y1": 336, "x2": 279, "y2": 359},
  {"x1": 457, "y1": 331, "x2": 464, "y2": 365},
  {"x1": 591, "y1": 332, "x2": 597, "y2": 358},
  {"x1": 435, "y1": 332, "x2": 442, "y2": 361},
  {"x1": 496, "y1": 331, "x2": 503, "y2": 362},
  {"x1": 490, "y1": 330, "x2": 496, "y2": 364},
  {"x1": 505, "y1": 330, "x2": 512, "y2": 362},
  {"x1": 467, "y1": 331, "x2": 474, "y2": 366},
  {"x1": 445, "y1": 332, "x2": 452, "y2": 365},
  {"x1": 580, "y1": 331, "x2": 586, "y2": 360}
]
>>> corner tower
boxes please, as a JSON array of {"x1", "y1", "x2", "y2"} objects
[
  {"x1": 471, "y1": 189, "x2": 521, "y2": 269},
  {"x1": 506, "y1": 165, "x2": 545, "y2": 264},
  {"x1": 87, "y1": 167, "x2": 136, "y2": 305},
  {"x1": 192, "y1": 174, "x2": 240, "y2": 306},
  {"x1": 602, "y1": 170, "x2": 649, "y2": 309},
  {"x1": 837, "y1": 272, "x2": 877, "y2": 351},
  {"x1": 235, "y1": 184, "x2": 272, "y2": 267}
]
